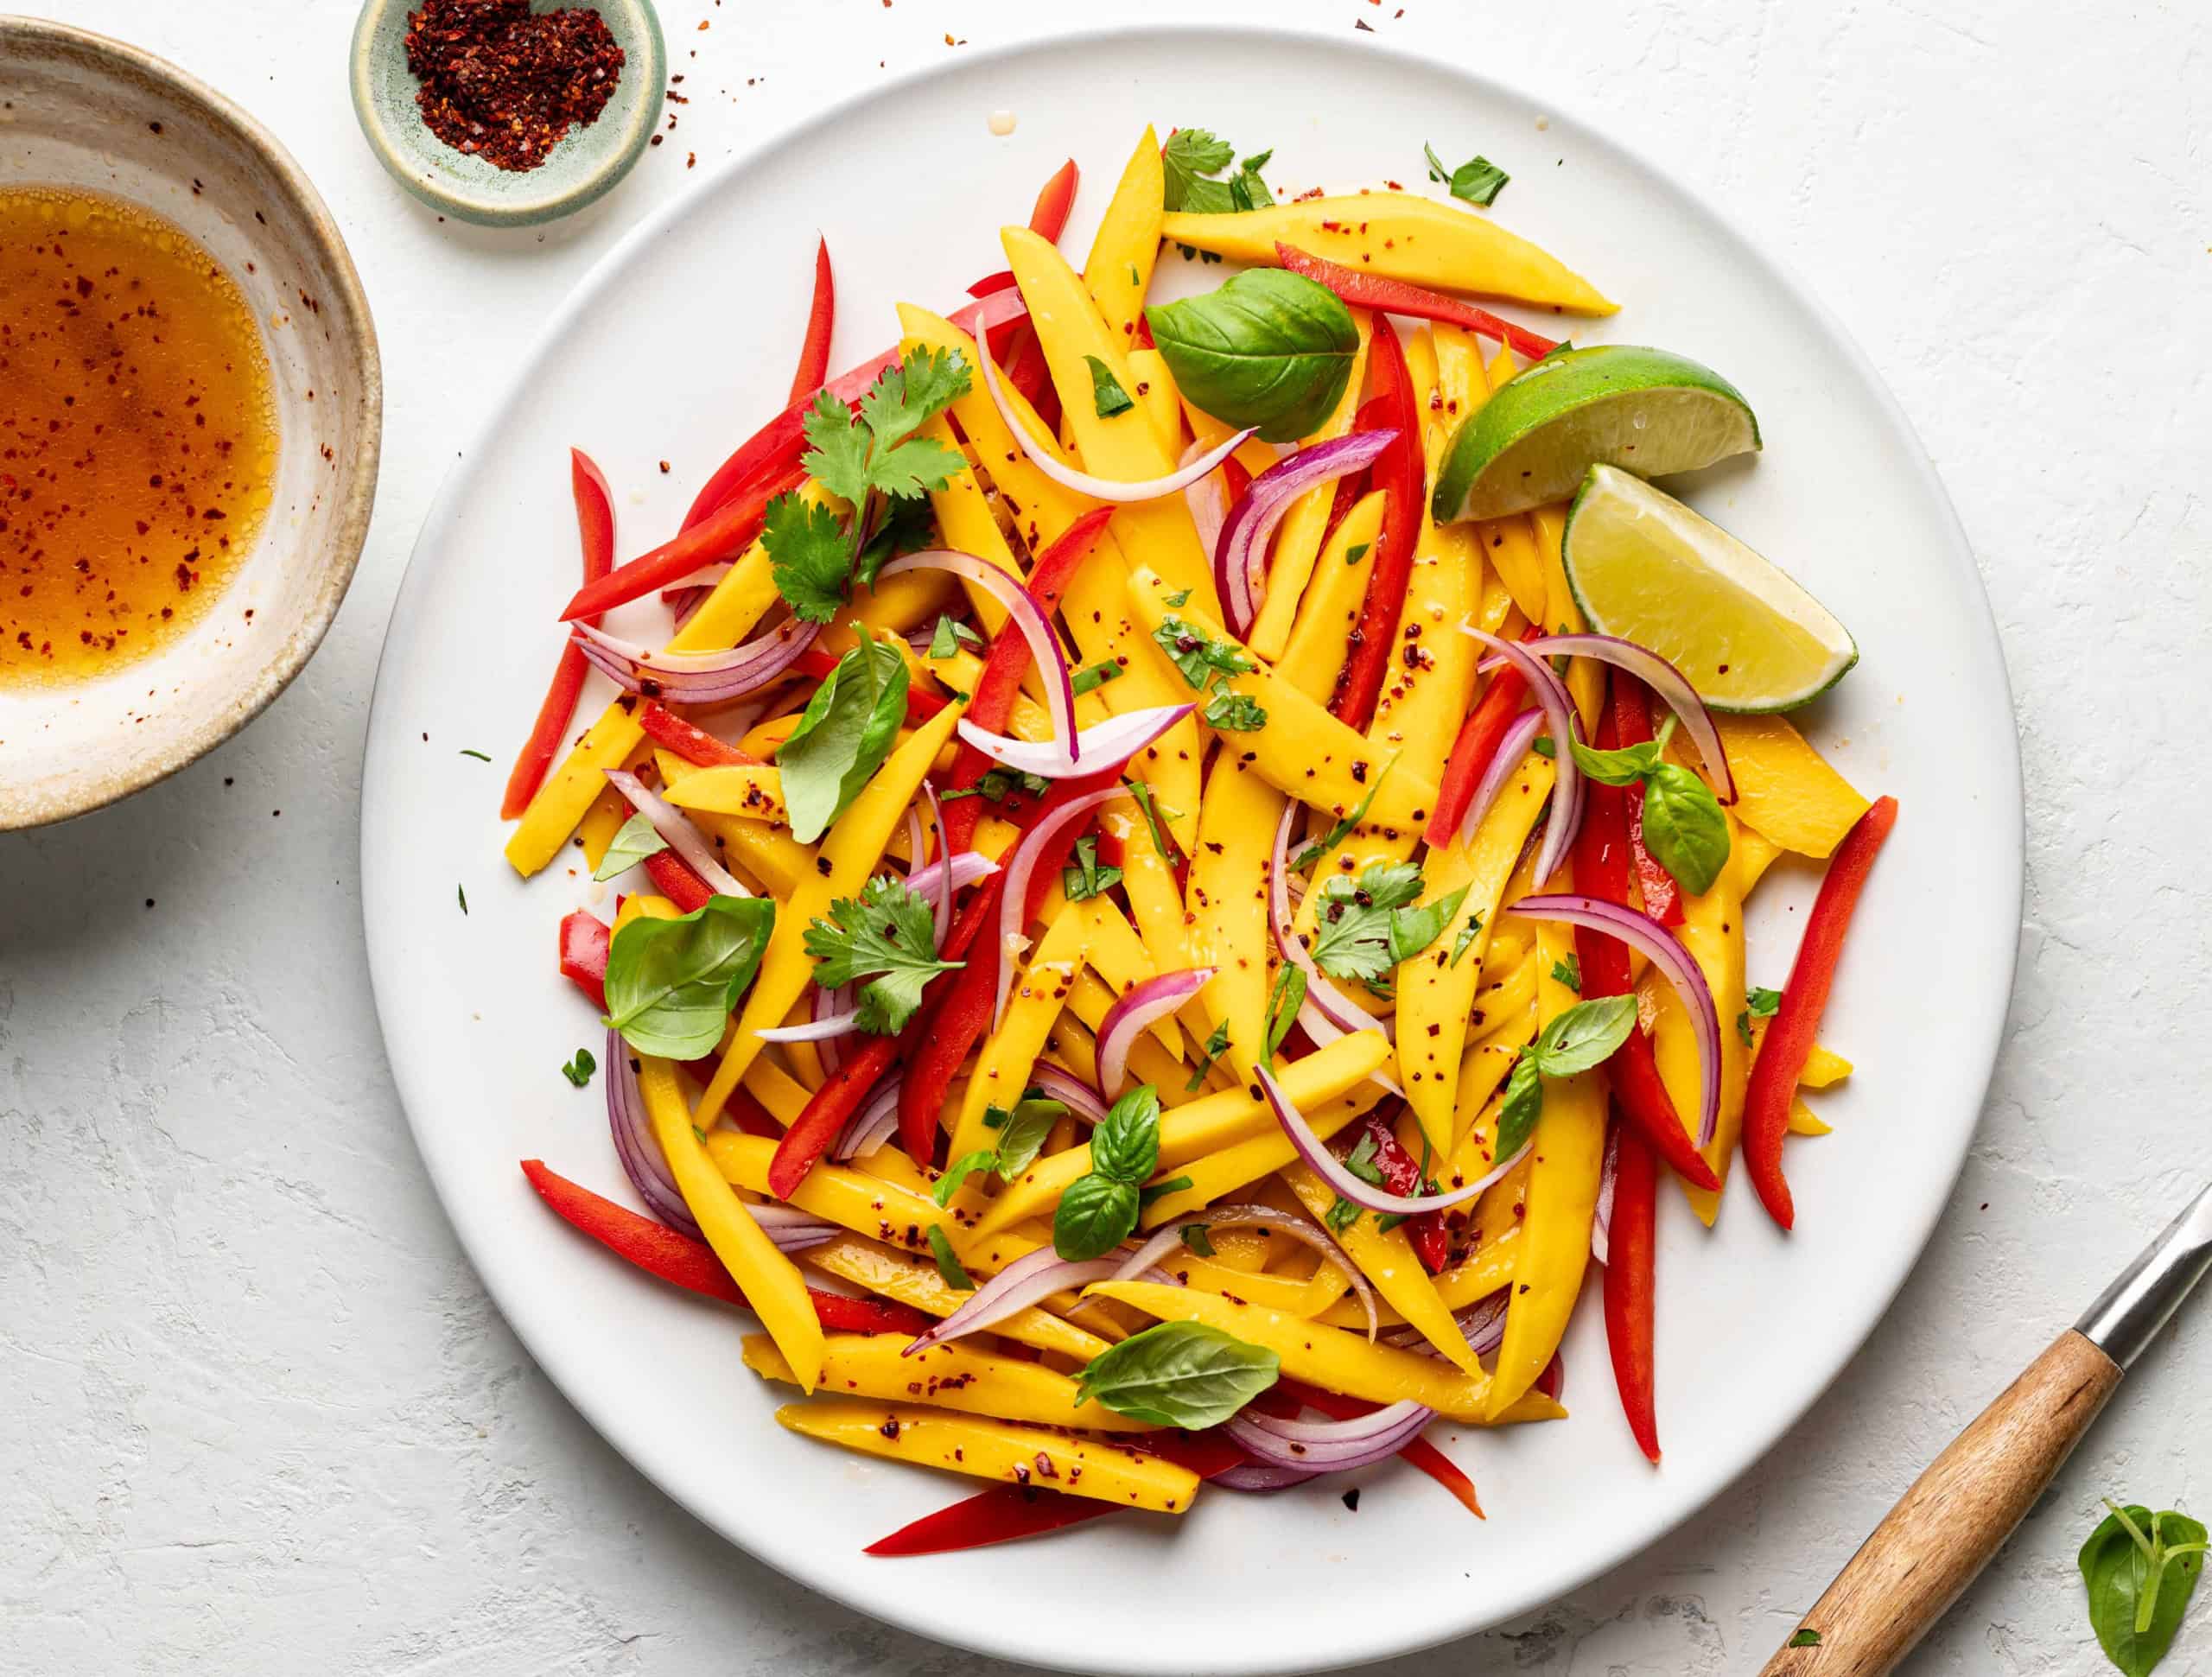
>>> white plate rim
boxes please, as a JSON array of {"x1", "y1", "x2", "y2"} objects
[{"x1": 361, "y1": 22, "x2": 2024, "y2": 1673}]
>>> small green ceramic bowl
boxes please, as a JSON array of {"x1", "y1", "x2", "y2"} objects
[{"x1": 350, "y1": 0, "x2": 665, "y2": 227}]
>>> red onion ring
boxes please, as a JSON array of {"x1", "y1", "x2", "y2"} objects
[
  {"x1": 1457, "y1": 706, "x2": 1546, "y2": 847},
  {"x1": 1213, "y1": 430, "x2": 1399, "y2": 640},
  {"x1": 745, "y1": 1200, "x2": 842, "y2": 1254},
  {"x1": 1224, "y1": 1400, "x2": 1434, "y2": 1470},
  {"x1": 1592, "y1": 1121, "x2": 1620, "y2": 1265},
  {"x1": 754, "y1": 1009, "x2": 860, "y2": 1045},
  {"x1": 1268, "y1": 804, "x2": 1395, "y2": 1045},
  {"x1": 1535, "y1": 1352, "x2": 1566, "y2": 1401},
  {"x1": 1111, "y1": 1204, "x2": 1381, "y2": 1342},
  {"x1": 1461, "y1": 629, "x2": 1582, "y2": 886},
  {"x1": 1504, "y1": 892, "x2": 1720, "y2": 1148},
  {"x1": 902, "y1": 1245, "x2": 1127, "y2": 1357},
  {"x1": 995, "y1": 786, "x2": 1127, "y2": 1026},
  {"x1": 834, "y1": 1075, "x2": 902, "y2": 1161},
  {"x1": 905, "y1": 850, "x2": 999, "y2": 901},
  {"x1": 1522, "y1": 633, "x2": 1734, "y2": 803},
  {"x1": 876, "y1": 549, "x2": 1077, "y2": 760},
  {"x1": 1260, "y1": 1066, "x2": 1526, "y2": 1216},
  {"x1": 816, "y1": 981, "x2": 852, "y2": 1078},
  {"x1": 918, "y1": 785, "x2": 950, "y2": 947},
  {"x1": 603, "y1": 769, "x2": 747, "y2": 899},
  {"x1": 977, "y1": 337, "x2": 1257, "y2": 503},
  {"x1": 1179, "y1": 439, "x2": 1231, "y2": 561},
  {"x1": 572, "y1": 617, "x2": 820, "y2": 707},
  {"x1": 1096, "y1": 968, "x2": 1213, "y2": 1098},
  {"x1": 1021, "y1": 1061, "x2": 1109, "y2": 1127},
  {"x1": 957, "y1": 702, "x2": 1194, "y2": 782},
  {"x1": 1388, "y1": 1289, "x2": 1510, "y2": 1356},
  {"x1": 605, "y1": 1027, "x2": 700, "y2": 1236},
  {"x1": 1213, "y1": 1461, "x2": 1325, "y2": 1492}
]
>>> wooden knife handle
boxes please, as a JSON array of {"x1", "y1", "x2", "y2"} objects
[{"x1": 1758, "y1": 1328, "x2": 2120, "y2": 1676}]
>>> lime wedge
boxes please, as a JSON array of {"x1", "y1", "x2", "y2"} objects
[
  {"x1": 1560, "y1": 466, "x2": 1857, "y2": 712},
  {"x1": 1433, "y1": 345, "x2": 1759, "y2": 524}
]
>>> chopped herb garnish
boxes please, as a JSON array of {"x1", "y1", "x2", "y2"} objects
[
  {"x1": 1295, "y1": 764, "x2": 1390, "y2": 869},
  {"x1": 457, "y1": 884, "x2": 467, "y2": 914},
  {"x1": 926, "y1": 1225, "x2": 976, "y2": 1290},
  {"x1": 803, "y1": 874, "x2": 963, "y2": 1033},
  {"x1": 1179, "y1": 1223, "x2": 1216, "y2": 1258},
  {"x1": 1266, "y1": 962, "x2": 1306, "y2": 1056},
  {"x1": 1161, "y1": 128, "x2": 1276, "y2": 215},
  {"x1": 1203, "y1": 690, "x2": 1268, "y2": 731},
  {"x1": 1061, "y1": 834, "x2": 1124, "y2": 903},
  {"x1": 1747, "y1": 986, "x2": 1783, "y2": 1017},
  {"x1": 1122, "y1": 776, "x2": 1181, "y2": 861},
  {"x1": 594, "y1": 811, "x2": 671, "y2": 882},
  {"x1": 1552, "y1": 954, "x2": 1581, "y2": 994},
  {"x1": 1071, "y1": 658, "x2": 1125, "y2": 696},
  {"x1": 1084, "y1": 354, "x2": 1136, "y2": 417},
  {"x1": 1344, "y1": 542, "x2": 1370, "y2": 564},
  {"x1": 1736, "y1": 1011, "x2": 1755, "y2": 1049},
  {"x1": 1424, "y1": 142, "x2": 1510, "y2": 206},
  {"x1": 458, "y1": 748, "x2": 491, "y2": 761},
  {"x1": 1449, "y1": 911, "x2": 1486, "y2": 967},
  {"x1": 1162, "y1": 587, "x2": 1193, "y2": 608},
  {"x1": 560, "y1": 1047, "x2": 597, "y2": 1088},
  {"x1": 1185, "y1": 1021, "x2": 1232, "y2": 1092}
]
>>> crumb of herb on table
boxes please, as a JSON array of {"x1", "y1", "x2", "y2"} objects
[{"x1": 403, "y1": 0, "x2": 624, "y2": 173}]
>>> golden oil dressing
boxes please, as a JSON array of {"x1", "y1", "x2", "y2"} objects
[{"x1": 0, "y1": 187, "x2": 277, "y2": 687}]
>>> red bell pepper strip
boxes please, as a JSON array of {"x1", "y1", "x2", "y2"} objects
[
  {"x1": 1601, "y1": 1114, "x2": 1662, "y2": 1463},
  {"x1": 1568, "y1": 694, "x2": 1723, "y2": 1193},
  {"x1": 938, "y1": 506, "x2": 1115, "y2": 853},
  {"x1": 787, "y1": 235, "x2": 836, "y2": 404},
  {"x1": 1330, "y1": 317, "x2": 1422, "y2": 731},
  {"x1": 1610, "y1": 675, "x2": 1683, "y2": 925},
  {"x1": 563, "y1": 460, "x2": 804, "y2": 622},
  {"x1": 967, "y1": 269, "x2": 1017, "y2": 298},
  {"x1": 1357, "y1": 1113, "x2": 1447, "y2": 1273},
  {"x1": 1274, "y1": 242, "x2": 1560, "y2": 362},
  {"x1": 502, "y1": 448, "x2": 617, "y2": 817},
  {"x1": 558, "y1": 909, "x2": 612, "y2": 1010},
  {"x1": 636, "y1": 701, "x2": 760, "y2": 766},
  {"x1": 1424, "y1": 637, "x2": 1534, "y2": 847},
  {"x1": 1274, "y1": 1378, "x2": 1484, "y2": 1518},
  {"x1": 643, "y1": 848, "x2": 713, "y2": 913},
  {"x1": 1028, "y1": 158, "x2": 1079, "y2": 243},
  {"x1": 1744, "y1": 796, "x2": 1899, "y2": 1229},
  {"x1": 519, "y1": 1159, "x2": 934, "y2": 1333}
]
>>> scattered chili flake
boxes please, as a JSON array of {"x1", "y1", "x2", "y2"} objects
[{"x1": 404, "y1": 0, "x2": 626, "y2": 174}]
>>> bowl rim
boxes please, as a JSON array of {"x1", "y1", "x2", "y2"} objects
[
  {"x1": 0, "y1": 16, "x2": 384, "y2": 832},
  {"x1": 346, "y1": 0, "x2": 669, "y2": 228}
]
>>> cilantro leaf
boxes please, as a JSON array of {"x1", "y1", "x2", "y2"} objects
[
  {"x1": 1163, "y1": 127, "x2": 1275, "y2": 216},
  {"x1": 800, "y1": 390, "x2": 874, "y2": 505},
  {"x1": 1085, "y1": 354, "x2": 1136, "y2": 417},
  {"x1": 761, "y1": 492, "x2": 853, "y2": 625},
  {"x1": 855, "y1": 492, "x2": 937, "y2": 588},
  {"x1": 802, "y1": 874, "x2": 962, "y2": 1033},
  {"x1": 864, "y1": 431, "x2": 969, "y2": 503},
  {"x1": 1747, "y1": 985, "x2": 1783, "y2": 1017},
  {"x1": 1308, "y1": 862, "x2": 1431, "y2": 983},
  {"x1": 859, "y1": 346, "x2": 971, "y2": 450}
]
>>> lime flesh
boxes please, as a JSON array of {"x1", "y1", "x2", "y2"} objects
[
  {"x1": 1560, "y1": 465, "x2": 1857, "y2": 713},
  {"x1": 1433, "y1": 345, "x2": 1760, "y2": 524}
]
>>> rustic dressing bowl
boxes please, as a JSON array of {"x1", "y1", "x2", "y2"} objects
[
  {"x1": 348, "y1": 0, "x2": 666, "y2": 228},
  {"x1": 0, "y1": 19, "x2": 380, "y2": 831}
]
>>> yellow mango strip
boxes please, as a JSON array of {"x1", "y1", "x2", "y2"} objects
[
  {"x1": 1276, "y1": 491, "x2": 1387, "y2": 704},
  {"x1": 1127, "y1": 347, "x2": 1185, "y2": 457},
  {"x1": 1109, "y1": 802, "x2": 1198, "y2": 984},
  {"x1": 1711, "y1": 712, "x2": 1870, "y2": 858},
  {"x1": 1004, "y1": 227, "x2": 1217, "y2": 614},
  {"x1": 1789, "y1": 1098, "x2": 1833, "y2": 1137},
  {"x1": 1205, "y1": 1229, "x2": 1272, "y2": 1273},
  {"x1": 905, "y1": 411, "x2": 1023, "y2": 636},
  {"x1": 1473, "y1": 1142, "x2": 1531, "y2": 1255},
  {"x1": 1159, "y1": 194, "x2": 1616, "y2": 314},
  {"x1": 1395, "y1": 748, "x2": 1553, "y2": 1151},
  {"x1": 804, "y1": 1236, "x2": 1109, "y2": 1360},
  {"x1": 505, "y1": 537, "x2": 789, "y2": 876},
  {"x1": 744, "y1": 1331, "x2": 1151, "y2": 1432},
  {"x1": 1803, "y1": 1044, "x2": 1853, "y2": 1087},
  {"x1": 1083, "y1": 125, "x2": 1166, "y2": 346},
  {"x1": 1529, "y1": 501, "x2": 1604, "y2": 731},
  {"x1": 1186, "y1": 752, "x2": 1287, "y2": 1079},
  {"x1": 1476, "y1": 569, "x2": 1520, "y2": 636},
  {"x1": 1246, "y1": 314, "x2": 1375, "y2": 660},
  {"x1": 947, "y1": 901, "x2": 1096, "y2": 1159},
  {"x1": 974, "y1": 1031, "x2": 1391, "y2": 1238},
  {"x1": 740, "y1": 1056, "x2": 814, "y2": 1127},
  {"x1": 652, "y1": 753, "x2": 815, "y2": 898},
  {"x1": 1646, "y1": 810, "x2": 1751, "y2": 1223},
  {"x1": 1084, "y1": 898, "x2": 1180, "y2": 1059},
  {"x1": 1281, "y1": 1165, "x2": 1480, "y2": 1374},
  {"x1": 1090, "y1": 1282, "x2": 1493, "y2": 1421},
  {"x1": 1732, "y1": 822, "x2": 1785, "y2": 897},
  {"x1": 1145, "y1": 1248, "x2": 1332, "y2": 1316},
  {"x1": 1486, "y1": 921, "x2": 1606, "y2": 1419},
  {"x1": 1139, "y1": 1081, "x2": 1390, "y2": 1227},
  {"x1": 1402, "y1": 322, "x2": 1440, "y2": 419},
  {"x1": 776, "y1": 1399, "x2": 1200, "y2": 1512},
  {"x1": 709, "y1": 1130, "x2": 967, "y2": 1263},
  {"x1": 577, "y1": 781, "x2": 631, "y2": 872},
  {"x1": 1041, "y1": 1016, "x2": 1100, "y2": 1092},
  {"x1": 696, "y1": 702, "x2": 964, "y2": 1123},
  {"x1": 637, "y1": 1057, "x2": 823, "y2": 1391},
  {"x1": 1318, "y1": 1223, "x2": 1521, "y2": 1331},
  {"x1": 662, "y1": 763, "x2": 790, "y2": 826},
  {"x1": 1126, "y1": 566, "x2": 1437, "y2": 832}
]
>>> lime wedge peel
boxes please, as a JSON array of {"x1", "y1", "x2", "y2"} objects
[
  {"x1": 1560, "y1": 465, "x2": 1857, "y2": 714},
  {"x1": 1433, "y1": 345, "x2": 1760, "y2": 524}
]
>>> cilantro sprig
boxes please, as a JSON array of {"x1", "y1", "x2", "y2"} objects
[
  {"x1": 1307, "y1": 862, "x2": 1469, "y2": 989},
  {"x1": 1162, "y1": 128, "x2": 1275, "y2": 217},
  {"x1": 802, "y1": 875, "x2": 962, "y2": 1034}
]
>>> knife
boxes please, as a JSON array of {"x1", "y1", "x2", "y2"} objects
[{"x1": 1760, "y1": 1181, "x2": 2212, "y2": 1674}]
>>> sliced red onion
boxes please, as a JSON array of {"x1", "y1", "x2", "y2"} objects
[
  {"x1": 1386, "y1": 1289, "x2": 1510, "y2": 1356},
  {"x1": 1260, "y1": 1066, "x2": 1525, "y2": 1216},
  {"x1": 1592, "y1": 1122, "x2": 1620, "y2": 1266},
  {"x1": 978, "y1": 339, "x2": 1257, "y2": 503},
  {"x1": 835, "y1": 1076, "x2": 902, "y2": 1161},
  {"x1": 664, "y1": 585, "x2": 710, "y2": 628},
  {"x1": 1522, "y1": 633, "x2": 1734, "y2": 802},
  {"x1": 1461, "y1": 629, "x2": 1582, "y2": 886},
  {"x1": 661, "y1": 561, "x2": 734, "y2": 597},
  {"x1": 1535, "y1": 1352, "x2": 1566, "y2": 1402},
  {"x1": 1022, "y1": 1061, "x2": 1109, "y2": 1128},
  {"x1": 918, "y1": 785, "x2": 950, "y2": 945},
  {"x1": 1113, "y1": 1204, "x2": 1381, "y2": 1342},
  {"x1": 1457, "y1": 706, "x2": 1546, "y2": 847},
  {"x1": 906, "y1": 849, "x2": 998, "y2": 901},
  {"x1": 1096, "y1": 968, "x2": 1213, "y2": 1098},
  {"x1": 902, "y1": 1245, "x2": 1126, "y2": 1356},
  {"x1": 876, "y1": 550, "x2": 1077, "y2": 760},
  {"x1": 995, "y1": 786, "x2": 1126, "y2": 1026},
  {"x1": 1224, "y1": 1400, "x2": 1433, "y2": 1470},
  {"x1": 604, "y1": 769, "x2": 748, "y2": 899},
  {"x1": 605, "y1": 1027, "x2": 699, "y2": 1236},
  {"x1": 1505, "y1": 893, "x2": 1720, "y2": 1148},
  {"x1": 753, "y1": 1007, "x2": 861, "y2": 1045},
  {"x1": 1213, "y1": 1461, "x2": 1325, "y2": 1492},
  {"x1": 746, "y1": 1200, "x2": 842, "y2": 1254},
  {"x1": 1214, "y1": 430, "x2": 1398, "y2": 640},
  {"x1": 816, "y1": 981, "x2": 853, "y2": 1078},
  {"x1": 1180, "y1": 439, "x2": 1230, "y2": 561},
  {"x1": 572, "y1": 617, "x2": 820, "y2": 707},
  {"x1": 957, "y1": 702, "x2": 1194, "y2": 782},
  {"x1": 1269, "y1": 804, "x2": 1395, "y2": 1045}
]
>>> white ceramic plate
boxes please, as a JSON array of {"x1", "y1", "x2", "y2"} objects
[{"x1": 362, "y1": 26, "x2": 2020, "y2": 1675}]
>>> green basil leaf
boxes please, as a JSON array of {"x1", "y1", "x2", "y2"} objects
[
  {"x1": 1267, "y1": 962, "x2": 1306, "y2": 1056},
  {"x1": 1642, "y1": 764, "x2": 1732, "y2": 896},
  {"x1": 602, "y1": 894, "x2": 777, "y2": 1058},
  {"x1": 1136, "y1": 1174, "x2": 1195, "y2": 1207},
  {"x1": 1084, "y1": 354, "x2": 1135, "y2": 417},
  {"x1": 994, "y1": 1097, "x2": 1065, "y2": 1178},
  {"x1": 593, "y1": 811, "x2": 671, "y2": 882},
  {"x1": 1424, "y1": 143, "x2": 1510, "y2": 207},
  {"x1": 1145, "y1": 270, "x2": 1359, "y2": 443},
  {"x1": 1568, "y1": 735, "x2": 1664, "y2": 788},
  {"x1": 2082, "y1": 1503, "x2": 2209, "y2": 1675},
  {"x1": 1092, "y1": 1083, "x2": 1163, "y2": 1184},
  {"x1": 1186, "y1": 1021, "x2": 1231, "y2": 1093},
  {"x1": 778, "y1": 627, "x2": 909, "y2": 843},
  {"x1": 1179, "y1": 1223, "x2": 1216, "y2": 1258},
  {"x1": 926, "y1": 1225, "x2": 976, "y2": 1290},
  {"x1": 1052, "y1": 1172, "x2": 1140, "y2": 1261},
  {"x1": 926, "y1": 614, "x2": 963, "y2": 659},
  {"x1": 1530, "y1": 994, "x2": 1641, "y2": 1077},
  {"x1": 934, "y1": 1148, "x2": 1002, "y2": 1207},
  {"x1": 1493, "y1": 1053, "x2": 1545, "y2": 1162},
  {"x1": 1072, "y1": 1321, "x2": 1280, "y2": 1428}
]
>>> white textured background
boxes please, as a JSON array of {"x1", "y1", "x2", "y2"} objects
[{"x1": 3, "y1": 1, "x2": 2207, "y2": 1672}]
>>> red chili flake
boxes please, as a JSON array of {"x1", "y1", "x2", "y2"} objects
[{"x1": 404, "y1": 0, "x2": 626, "y2": 174}]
